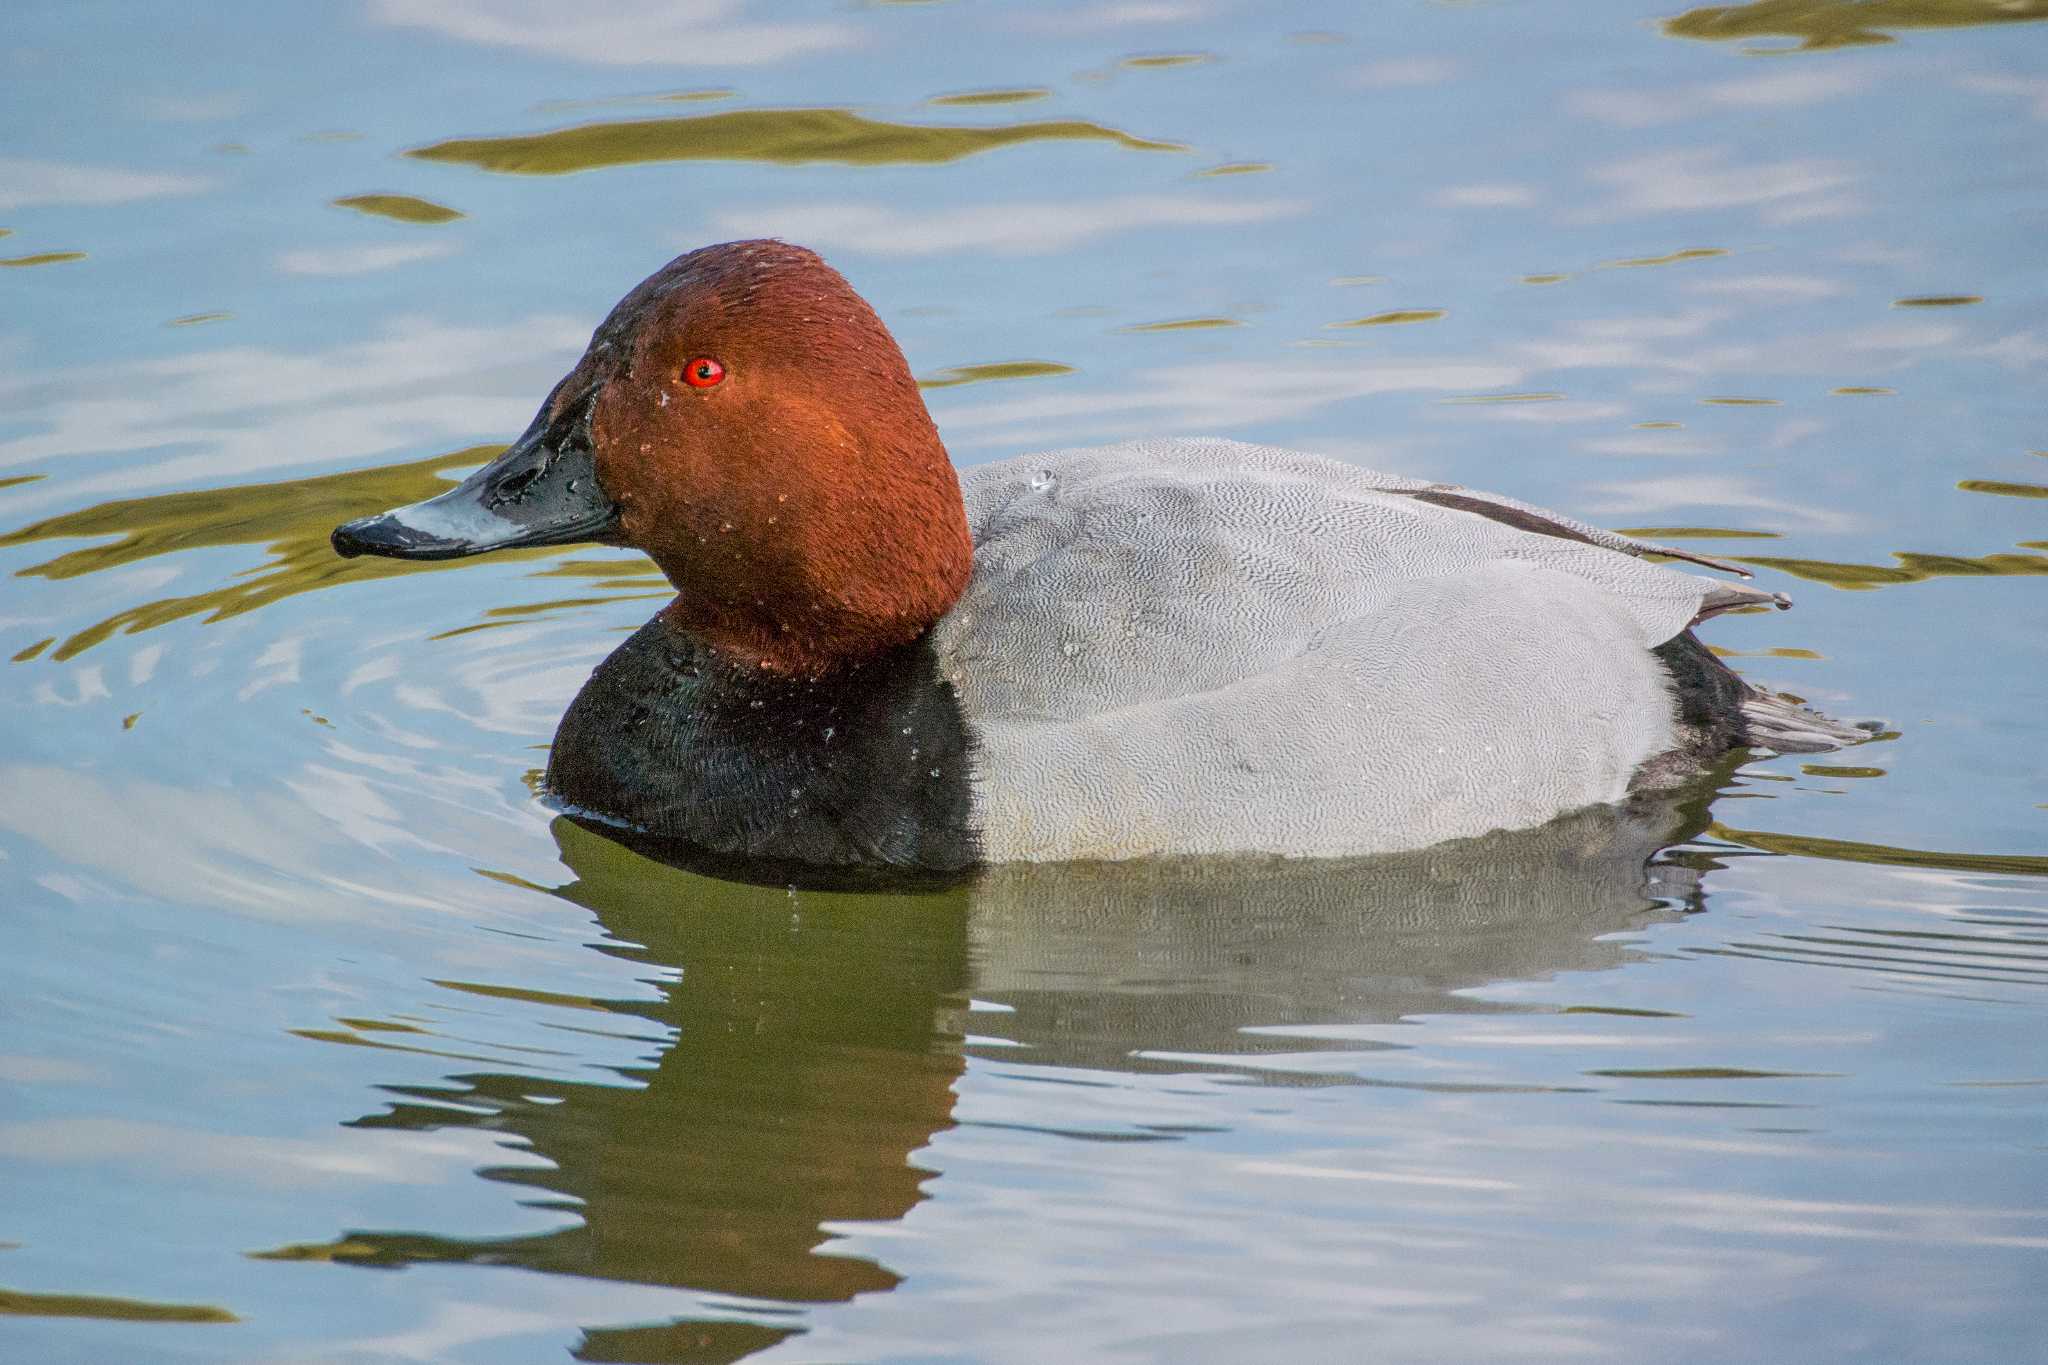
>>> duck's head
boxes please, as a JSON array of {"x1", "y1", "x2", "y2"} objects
[{"x1": 332, "y1": 240, "x2": 972, "y2": 675}]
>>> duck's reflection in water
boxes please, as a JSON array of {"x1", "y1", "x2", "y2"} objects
[
  {"x1": 316, "y1": 769, "x2": 1732, "y2": 1362},
  {"x1": 333, "y1": 832, "x2": 972, "y2": 1361},
  {"x1": 963, "y1": 785, "x2": 1715, "y2": 1076}
]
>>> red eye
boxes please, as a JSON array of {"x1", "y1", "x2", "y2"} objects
[{"x1": 682, "y1": 357, "x2": 725, "y2": 388}]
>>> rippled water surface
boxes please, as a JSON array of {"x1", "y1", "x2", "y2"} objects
[{"x1": 4, "y1": 3, "x2": 2046, "y2": 1361}]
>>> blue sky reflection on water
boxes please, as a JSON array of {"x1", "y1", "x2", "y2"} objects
[{"x1": 1, "y1": 2, "x2": 2045, "y2": 1362}]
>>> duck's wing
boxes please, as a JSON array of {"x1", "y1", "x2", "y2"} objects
[
  {"x1": 935, "y1": 439, "x2": 1789, "y2": 860},
  {"x1": 1378, "y1": 481, "x2": 1788, "y2": 619},
  {"x1": 943, "y1": 439, "x2": 1772, "y2": 723},
  {"x1": 1383, "y1": 484, "x2": 1755, "y2": 577}
]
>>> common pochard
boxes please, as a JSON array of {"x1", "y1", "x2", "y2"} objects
[{"x1": 333, "y1": 240, "x2": 1861, "y2": 873}]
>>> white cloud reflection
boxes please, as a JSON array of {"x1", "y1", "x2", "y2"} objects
[
  {"x1": 1959, "y1": 73, "x2": 2048, "y2": 120},
  {"x1": 1969, "y1": 330, "x2": 2048, "y2": 371},
  {"x1": 1432, "y1": 183, "x2": 1539, "y2": 209},
  {"x1": 0, "y1": 157, "x2": 212, "y2": 212},
  {"x1": 0, "y1": 764, "x2": 427, "y2": 921},
  {"x1": 1511, "y1": 309, "x2": 1958, "y2": 396},
  {"x1": 708, "y1": 195, "x2": 1309, "y2": 257},
  {"x1": 1686, "y1": 274, "x2": 1847, "y2": 300},
  {"x1": 135, "y1": 91, "x2": 248, "y2": 123},
  {"x1": 0, "y1": 1116, "x2": 532, "y2": 1187},
  {"x1": 367, "y1": 0, "x2": 858, "y2": 66},
  {"x1": 1582, "y1": 474, "x2": 1856, "y2": 531},
  {"x1": 1352, "y1": 57, "x2": 1460, "y2": 88},
  {"x1": 1571, "y1": 66, "x2": 1872, "y2": 128},
  {"x1": 274, "y1": 241, "x2": 457, "y2": 276},
  {"x1": 0, "y1": 314, "x2": 586, "y2": 488},
  {"x1": 1582, "y1": 148, "x2": 1860, "y2": 224},
  {"x1": 936, "y1": 357, "x2": 1522, "y2": 449},
  {"x1": 1009, "y1": 2, "x2": 1215, "y2": 32}
]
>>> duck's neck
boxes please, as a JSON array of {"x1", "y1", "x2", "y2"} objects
[
  {"x1": 547, "y1": 612, "x2": 979, "y2": 873},
  {"x1": 648, "y1": 453, "x2": 976, "y2": 678},
  {"x1": 659, "y1": 587, "x2": 951, "y2": 680}
]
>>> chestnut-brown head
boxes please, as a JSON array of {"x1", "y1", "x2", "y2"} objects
[{"x1": 334, "y1": 241, "x2": 973, "y2": 676}]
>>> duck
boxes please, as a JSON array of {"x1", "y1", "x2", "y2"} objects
[{"x1": 332, "y1": 239, "x2": 1862, "y2": 874}]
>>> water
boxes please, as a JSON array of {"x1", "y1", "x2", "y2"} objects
[{"x1": 3, "y1": 2, "x2": 2045, "y2": 1360}]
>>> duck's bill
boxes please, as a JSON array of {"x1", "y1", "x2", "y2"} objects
[{"x1": 331, "y1": 412, "x2": 620, "y2": 561}]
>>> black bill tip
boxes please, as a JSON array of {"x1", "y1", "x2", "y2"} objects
[{"x1": 331, "y1": 511, "x2": 488, "y2": 561}]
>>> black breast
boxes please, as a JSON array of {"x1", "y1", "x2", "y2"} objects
[{"x1": 544, "y1": 616, "x2": 979, "y2": 876}]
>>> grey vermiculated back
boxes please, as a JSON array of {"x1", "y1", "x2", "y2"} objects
[{"x1": 931, "y1": 439, "x2": 1765, "y2": 861}]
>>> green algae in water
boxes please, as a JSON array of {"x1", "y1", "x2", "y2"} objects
[
  {"x1": 1118, "y1": 317, "x2": 1243, "y2": 333},
  {"x1": 1665, "y1": 0, "x2": 2048, "y2": 50},
  {"x1": 1957, "y1": 480, "x2": 2048, "y2": 500},
  {"x1": 1711, "y1": 646, "x2": 1824, "y2": 660},
  {"x1": 1711, "y1": 821, "x2": 2048, "y2": 877},
  {"x1": 1616, "y1": 526, "x2": 1780, "y2": 540},
  {"x1": 247, "y1": 1238, "x2": 388, "y2": 1264},
  {"x1": 1561, "y1": 1006, "x2": 1688, "y2": 1018},
  {"x1": 406, "y1": 108, "x2": 1182, "y2": 175},
  {"x1": 333, "y1": 193, "x2": 465, "y2": 224},
  {"x1": 1120, "y1": 52, "x2": 1214, "y2": 69},
  {"x1": 917, "y1": 360, "x2": 1075, "y2": 389},
  {"x1": 1601, "y1": 247, "x2": 1728, "y2": 269},
  {"x1": 1588, "y1": 1067, "x2": 1833, "y2": 1079},
  {"x1": 927, "y1": 88, "x2": 1051, "y2": 107},
  {"x1": 0, "y1": 1286, "x2": 237, "y2": 1323},
  {"x1": 1328, "y1": 309, "x2": 1444, "y2": 328},
  {"x1": 1739, "y1": 550, "x2": 2048, "y2": 590}
]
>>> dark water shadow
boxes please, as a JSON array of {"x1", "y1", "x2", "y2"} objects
[{"x1": 263, "y1": 772, "x2": 1743, "y2": 1360}]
